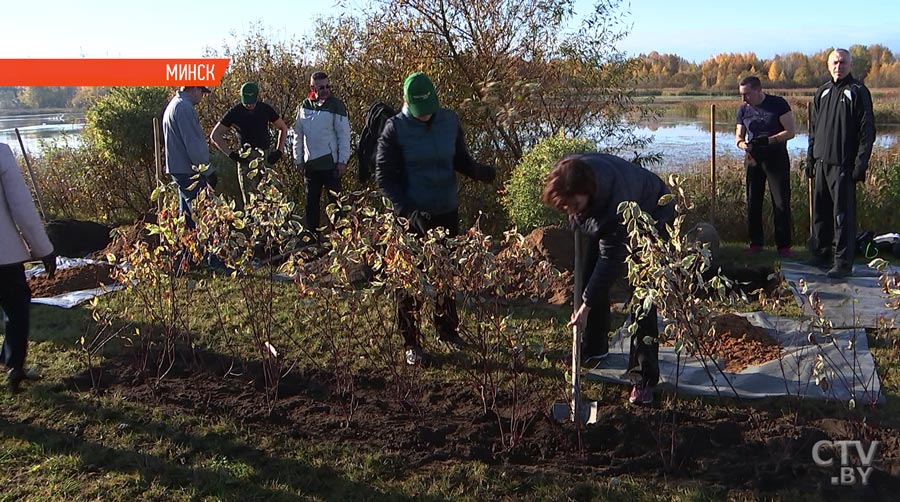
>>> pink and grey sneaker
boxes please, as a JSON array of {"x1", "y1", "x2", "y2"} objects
[
  {"x1": 628, "y1": 385, "x2": 653, "y2": 405},
  {"x1": 777, "y1": 247, "x2": 794, "y2": 258}
]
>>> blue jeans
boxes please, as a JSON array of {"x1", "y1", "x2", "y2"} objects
[{"x1": 170, "y1": 172, "x2": 217, "y2": 229}]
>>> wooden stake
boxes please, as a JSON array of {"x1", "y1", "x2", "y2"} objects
[{"x1": 710, "y1": 104, "x2": 717, "y2": 223}]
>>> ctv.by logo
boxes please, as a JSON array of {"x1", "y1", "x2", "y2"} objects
[{"x1": 812, "y1": 440, "x2": 880, "y2": 486}]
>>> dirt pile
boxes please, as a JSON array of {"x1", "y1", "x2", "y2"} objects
[
  {"x1": 709, "y1": 313, "x2": 782, "y2": 372},
  {"x1": 28, "y1": 263, "x2": 117, "y2": 298},
  {"x1": 522, "y1": 226, "x2": 575, "y2": 272},
  {"x1": 494, "y1": 226, "x2": 574, "y2": 306},
  {"x1": 519, "y1": 226, "x2": 630, "y2": 305},
  {"x1": 102, "y1": 220, "x2": 157, "y2": 260}
]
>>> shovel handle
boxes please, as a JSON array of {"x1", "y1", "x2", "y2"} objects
[
  {"x1": 571, "y1": 228, "x2": 585, "y2": 422},
  {"x1": 14, "y1": 128, "x2": 47, "y2": 222}
]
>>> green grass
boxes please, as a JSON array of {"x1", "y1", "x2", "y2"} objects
[{"x1": 1, "y1": 247, "x2": 897, "y2": 501}]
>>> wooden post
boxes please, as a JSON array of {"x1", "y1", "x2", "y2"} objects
[
  {"x1": 153, "y1": 117, "x2": 162, "y2": 213},
  {"x1": 710, "y1": 104, "x2": 717, "y2": 223}
]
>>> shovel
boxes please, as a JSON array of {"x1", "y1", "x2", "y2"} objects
[
  {"x1": 15, "y1": 128, "x2": 47, "y2": 221},
  {"x1": 552, "y1": 228, "x2": 599, "y2": 425}
]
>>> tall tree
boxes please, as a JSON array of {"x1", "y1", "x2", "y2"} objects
[
  {"x1": 849, "y1": 44, "x2": 872, "y2": 81},
  {"x1": 314, "y1": 0, "x2": 649, "y2": 167}
]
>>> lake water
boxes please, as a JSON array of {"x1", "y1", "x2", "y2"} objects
[
  {"x1": 634, "y1": 118, "x2": 899, "y2": 168},
  {"x1": 1, "y1": 112, "x2": 897, "y2": 167},
  {"x1": 0, "y1": 113, "x2": 85, "y2": 155}
]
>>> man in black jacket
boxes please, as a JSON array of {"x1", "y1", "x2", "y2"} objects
[
  {"x1": 807, "y1": 48, "x2": 876, "y2": 278},
  {"x1": 542, "y1": 153, "x2": 673, "y2": 405}
]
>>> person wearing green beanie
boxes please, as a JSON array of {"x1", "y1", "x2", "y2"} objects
[
  {"x1": 210, "y1": 81, "x2": 289, "y2": 208},
  {"x1": 375, "y1": 71, "x2": 497, "y2": 366}
]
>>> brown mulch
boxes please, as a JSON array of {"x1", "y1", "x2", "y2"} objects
[
  {"x1": 709, "y1": 313, "x2": 783, "y2": 373},
  {"x1": 28, "y1": 263, "x2": 117, "y2": 298}
]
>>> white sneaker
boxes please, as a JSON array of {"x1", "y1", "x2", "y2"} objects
[{"x1": 405, "y1": 348, "x2": 430, "y2": 366}]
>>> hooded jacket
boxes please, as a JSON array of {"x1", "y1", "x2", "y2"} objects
[
  {"x1": 292, "y1": 96, "x2": 351, "y2": 172},
  {"x1": 162, "y1": 90, "x2": 211, "y2": 175},
  {"x1": 0, "y1": 143, "x2": 53, "y2": 266},
  {"x1": 572, "y1": 153, "x2": 672, "y2": 308}
]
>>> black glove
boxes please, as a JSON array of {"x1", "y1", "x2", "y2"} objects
[
  {"x1": 229, "y1": 151, "x2": 241, "y2": 162},
  {"x1": 852, "y1": 164, "x2": 867, "y2": 183},
  {"x1": 749, "y1": 136, "x2": 770, "y2": 147},
  {"x1": 41, "y1": 253, "x2": 57, "y2": 278},
  {"x1": 406, "y1": 210, "x2": 431, "y2": 235},
  {"x1": 805, "y1": 157, "x2": 816, "y2": 179},
  {"x1": 745, "y1": 141, "x2": 757, "y2": 155},
  {"x1": 267, "y1": 150, "x2": 283, "y2": 164}
]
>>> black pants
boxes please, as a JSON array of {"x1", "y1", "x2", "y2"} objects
[
  {"x1": 810, "y1": 162, "x2": 856, "y2": 268},
  {"x1": 397, "y1": 210, "x2": 460, "y2": 349},
  {"x1": 745, "y1": 148, "x2": 792, "y2": 249},
  {"x1": 236, "y1": 150, "x2": 273, "y2": 209},
  {"x1": 0, "y1": 264, "x2": 31, "y2": 371},
  {"x1": 304, "y1": 169, "x2": 342, "y2": 231},
  {"x1": 582, "y1": 237, "x2": 660, "y2": 389}
]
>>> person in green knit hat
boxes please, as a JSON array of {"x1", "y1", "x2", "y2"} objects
[
  {"x1": 210, "y1": 81, "x2": 289, "y2": 208},
  {"x1": 375, "y1": 71, "x2": 496, "y2": 366}
]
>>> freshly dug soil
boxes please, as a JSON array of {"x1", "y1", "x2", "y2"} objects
[
  {"x1": 64, "y1": 350, "x2": 900, "y2": 499},
  {"x1": 709, "y1": 313, "x2": 782, "y2": 372},
  {"x1": 523, "y1": 226, "x2": 575, "y2": 272},
  {"x1": 28, "y1": 263, "x2": 117, "y2": 298},
  {"x1": 519, "y1": 226, "x2": 628, "y2": 305}
]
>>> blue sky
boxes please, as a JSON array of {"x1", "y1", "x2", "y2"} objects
[{"x1": 4, "y1": 0, "x2": 898, "y2": 63}]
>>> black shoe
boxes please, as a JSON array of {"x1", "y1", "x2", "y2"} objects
[
  {"x1": 804, "y1": 254, "x2": 831, "y2": 269},
  {"x1": 7, "y1": 367, "x2": 38, "y2": 392},
  {"x1": 439, "y1": 333, "x2": 470, "y2": 350},
  {"x1": 825, "y1": 265, "x2": 852, "y2": 279}
]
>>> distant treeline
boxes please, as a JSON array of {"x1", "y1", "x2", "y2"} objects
[
  {"x1": 634, "y1": 44, "x2": 900, "y2": 89},
  {"x1": 0, "y1": 86, "x2": 106, "y2": 110}
]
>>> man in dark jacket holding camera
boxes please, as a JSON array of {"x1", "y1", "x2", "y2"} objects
[{"x1": 807, "y1": 49, "x2": 876, "y2": 278}]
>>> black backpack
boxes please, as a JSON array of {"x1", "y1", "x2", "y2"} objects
[{"x1": 356, "y1": 102, "x2": 397, "y2": 183}]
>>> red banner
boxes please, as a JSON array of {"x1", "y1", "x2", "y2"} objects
[{"x1": 0, "y1": 59, "x2": 231, "y2": 86}]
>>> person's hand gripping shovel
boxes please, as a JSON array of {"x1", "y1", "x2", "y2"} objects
[{"x1": 551, "y1": 228, "x2": 599, "y2": 425}]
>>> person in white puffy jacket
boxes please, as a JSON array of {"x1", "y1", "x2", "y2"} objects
[
  {"x1": 292, "y1": 71, "x2": 351, "y2": 233},
  {"x1": 0, "y1": 143, "x2": 56, "y2": 391}
]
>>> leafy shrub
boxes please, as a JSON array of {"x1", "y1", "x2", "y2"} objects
[
  {"x1": 85, "y1": 87, "x2": 170, "y2": 166},
  {"x1": 502, "y1": 133, "x2": 596, "y2": 233},
  {"x1": 34, "y1": 87, "x2": 173, "y2": 222}
]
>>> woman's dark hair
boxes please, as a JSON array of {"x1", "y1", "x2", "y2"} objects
[{"x1": 541, "y1": 155, "x2": 597, "y2": 212}]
